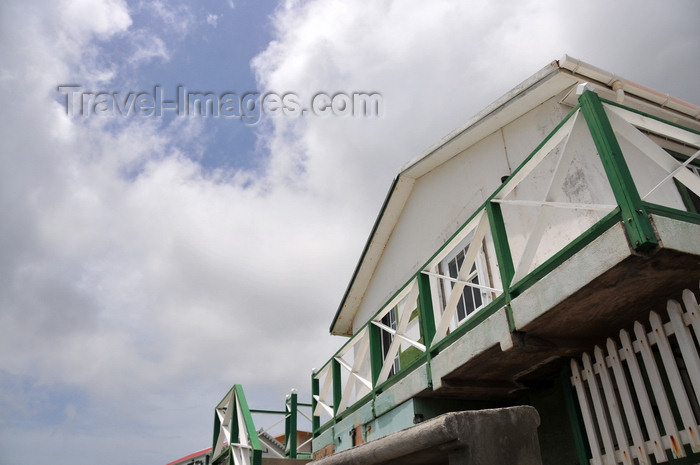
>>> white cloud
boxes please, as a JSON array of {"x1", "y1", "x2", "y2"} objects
[
  {"x1": 206, "y1": 13, "x2": 220, "y2": 27},
  {"x1": 1, "y1": 0, "x2": 699, "y2": 464},
  {"x1": 146, "y1": 0, "x2": 195, "y2": 36},
  {"x1": 126, "y1": 29, "x2": 170, "y2": 65}
]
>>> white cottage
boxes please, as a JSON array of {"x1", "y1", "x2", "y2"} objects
[
  {"x1": 309, "y1": 55, "x2": 700, "y2": 465},
  {"x1": 209, "y1": 56, "x2": 700, "y2": 465}
]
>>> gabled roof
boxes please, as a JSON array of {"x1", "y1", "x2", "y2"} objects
[
  {"x1": 330, "y1": 54, "x2": 700, "y2": 336},
  {"x1": 257, "y1": 428, "x2": 285, "y2": 457}
]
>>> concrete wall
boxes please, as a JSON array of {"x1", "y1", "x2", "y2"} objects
[{"x1": 312, "y1": 407, "x2": 543, "y2": 465}]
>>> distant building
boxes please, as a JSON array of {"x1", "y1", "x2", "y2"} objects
[{"x1": 166, "y1": 448, "x2": 211, "y2": 465}]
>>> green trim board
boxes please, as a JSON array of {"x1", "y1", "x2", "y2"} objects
[
  {"x1": 485, "y1": 201, "x2": 515, "y2": 330},
  {"x1": 417, "y1": 272, "x2": 436, "y2": 347},
  {"x1": 212, "y1": 385, "x2": 263, "y2": 465},
  {"x1": 578, "y1": 90, "x2": 657, "y2": 251},
  {"x1": 285, "y1": 391, "x2": 298, "y2": 458},
  {"x1": 311, "y1": 376, "x2": 320, "y2": 435},
  {"x1": 561, "y1": 369, "x2": 591, "y2": 465},
  {"x1": 332, "y1": 359, "x2": 342, "y2": 416},
  {"x1": 644, "y1": 202, "x2": 700, "y2": 225},
  {"x1": 369, "y1": 323, "x2": 383, "y2": 386}
]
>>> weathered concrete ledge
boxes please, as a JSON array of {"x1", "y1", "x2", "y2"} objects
[
  {"x1": 310, "y1": 406, "x2": 542, "y2": 465},
  {"x1": 262, "y1": 459, "x2": 310, "y2": 465}
]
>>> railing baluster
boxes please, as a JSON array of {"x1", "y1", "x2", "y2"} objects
[
  {"x1": 594, "y1": 346, "x2": 633, "y2": 464},
  {"x1": 619, "y1": 329, "x2": 667, "y2": 462},
  {"x1": 582, "y1": 352, "x2": 616, "y2": 465},
  {"x1": 606, "y1": 338, "x2": 650, "y2": 465},
  {"x1": 571, "y1": 359, "x2": 604, "y2": 465},
  {"x1": 634, "y1": 321, "x2": 685, "y2": 459},
  {"x1": 649, "y1": 311, "x2": 700, "y2": 452}
]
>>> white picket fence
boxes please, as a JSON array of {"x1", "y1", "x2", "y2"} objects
[{"x1": 571, "y1": 284, "x2": 700, "y2": 465}]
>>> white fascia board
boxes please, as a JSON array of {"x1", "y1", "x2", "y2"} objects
[
  {"x1": 331, "y1": 176, "x2": 414, "y2": 336},
  {"x1": 559, "y1": 54, "x2": 700, "y2": 121}
]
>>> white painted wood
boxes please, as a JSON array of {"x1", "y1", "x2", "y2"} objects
[
  {"x1": 649, "y1": 311, "x2": 700, "y2": 452},
  {"x1": 421, "y1": 270, "x2": 500, "y2": 293},
  {"x1": 494, "y1": 110, "x2": 580, "y2": 201},
  {"x1": 433, "y1": 215, "x2": 489, "y2": 341},
  {"x1": 604, "y1": 107, "x2": 700, "y2": 199},
  {"x1": 668, "y1": 300, "x2": 700, "y2": 410},
  {"x1": 683, "y1": 288, "x2": 700, "y2": 343},
  {"x1": 351, "y1": 336, "x2": 373, "y2": 391},
  {"x1": 619, "y1": 329, "x2": 667, "y2": 462},
  {"x1": 634, "y1": 321, "x2": 686, "y2": 459},
  {"x1": 492, "y1": 198, "x2": 615, "y2": 211},
  {"x1": 604, "y1": 103, "x2": 700, "y2": 148},
  {"x1": 512, "y1": 114, "x2": 581, "y2": 283},
  {"x1": 371, "y1": 320, "x2": 396, "y2": 335},
  {"x1": 571, "y1": 290, "x2": 700, "y2": 464},
  {"x1": 571, "y1": 359, "x2": 604, "y2": 465},
  {"x1": 606, "y1": 338, "x2": 650, "y2": 465},
  {"x1": 313, "y1": 365, "x2": 334, "y2": 417},
  {"x1": 377, "y1": 283, "x2": 420, "y2": 384},
  {"x1": 313, "y1": 395, "x2": 334, "y2": 417},
  {"x1": 582, "y1": 352, "x2": 617, "y2": 465},
  {"x1": 594, "y1": 345, "x2": 633, "y2": 464},
  {"x1": 337, "y1": 333, "x2": 372, "y2": 412},
  {"x1": 235, "y1": 393, "x2": 251, "y2": 465},
  {"x1": 424, "y1": 211, "x2": 485, "y2": 270},
  {"x1": 645, "y1": 149, "x2": 700, "y2": 200},
  {"x1": 394, "y1": 332, "x2": 426, "y2": 352}
]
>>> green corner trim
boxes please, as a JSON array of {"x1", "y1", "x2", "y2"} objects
[
  {"x1": 369, "y1": 323, "x2": 383, "y2": 386},
  {"x1": 578, "y1": 90, "x2": 657, "y2": 251},
  {"x1": 332, "y1": 359, "x2": 342, "y2": 417},
  {"x1": 417, "y1": 272, "x2": 436, "y2": 347},
  {"x1": 561, "y1": 370, "x2": 590, "y2": 465}
]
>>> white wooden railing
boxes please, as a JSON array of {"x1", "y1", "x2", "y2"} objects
[
  {"x1": 213, "y1": 385, "x2": 262, "y2": 465},
  {"x1": 571, "y1": 285, "x2": 700, "y2": 465},
  {"x1": 313, "y1": 277, "x2": 426, "y2": 422}
]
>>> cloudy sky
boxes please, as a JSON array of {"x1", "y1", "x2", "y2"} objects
[{"x1": 0, "y1": 0, "x2": 698, "y2": 464}]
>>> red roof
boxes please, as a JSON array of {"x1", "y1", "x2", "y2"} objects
[{"x1": 165, "y1": 448, "x2": 212, "y2": 465}]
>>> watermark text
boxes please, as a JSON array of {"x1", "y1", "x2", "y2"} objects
[{"x1": 57, "y1": 85, "x2": 383, "y2": 124}]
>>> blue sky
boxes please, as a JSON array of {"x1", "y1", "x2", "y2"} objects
[
  {"x1": 1, "y1": 1, "x2": 699, "y2": 464},
  {"x1": 80, "y1": 0, "x2": 276, "y2": 171}
]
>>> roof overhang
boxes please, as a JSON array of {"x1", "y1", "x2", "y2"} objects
[{"x1": 330, "y1": 54, "x2": 700, "y2": 336}]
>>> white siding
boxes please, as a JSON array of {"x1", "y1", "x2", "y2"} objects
[{"x1": 352, "y1": 96, "x2": 572, "y2": 332}]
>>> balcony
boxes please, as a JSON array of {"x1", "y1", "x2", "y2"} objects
[{"x1": 311, "y1": 89, "x2": 700, "y2": 454}]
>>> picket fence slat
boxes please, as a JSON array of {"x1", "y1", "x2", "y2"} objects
[
  {"x1": 571, "y1": 286, "x2": 700, "y2": 464},
  {"x1": 606, "y1": 338, "x2": 650, "y2": 465}
]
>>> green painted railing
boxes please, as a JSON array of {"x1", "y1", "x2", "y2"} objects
[
  {"x1": 213, "y1": 385, "x2": 263, "y2": 465},
  {"x1": 212, "y1": 385, "x2": 312, "y2": 465},
  {"x1": 311, "y1": 89, "x2": 700, "y2": 436}
]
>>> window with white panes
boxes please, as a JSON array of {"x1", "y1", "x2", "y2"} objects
[{"x1": 437, "y1": 233, "x2": 492, "y2": 328}]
